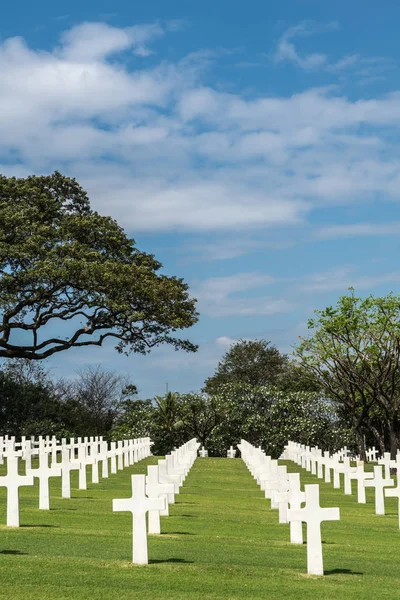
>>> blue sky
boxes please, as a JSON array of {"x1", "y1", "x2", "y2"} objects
[{"x1": 2, "y1": 1, "x2": 400, "y2": 398}]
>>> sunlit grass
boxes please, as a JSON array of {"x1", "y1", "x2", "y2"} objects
[{"x1": 0, "y1": 456, "x2": 398, "y2": 599}]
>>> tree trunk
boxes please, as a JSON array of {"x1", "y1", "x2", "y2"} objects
[
  {"x1": 370, "y1": 425, "x2": 385, "y2": 458},
  {"x1": 357, "y1": 430, "x2": 367, "y2": 462},
  {"x1": 389, "y1": 424, "x2": 398, "y2": 460}
]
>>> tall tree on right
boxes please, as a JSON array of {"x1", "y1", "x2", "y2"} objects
[{"x1": 295, "y1": 289, "x2": 400, "y2": 458}]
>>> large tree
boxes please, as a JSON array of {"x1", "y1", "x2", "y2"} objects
[
  {"x1": 203, "y1": 338, "x2": 319, "y2": 394},
  {"x1": 203, "y1": 339, "x2": 289, "y2": 393},
  {"x1": 295, "y1": 289, "x2": 400, "y2": 458},
  {"x1": 0, "y1": 172, "x2": 198, "y2": 359}
]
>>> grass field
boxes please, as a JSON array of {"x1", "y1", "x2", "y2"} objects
[{"x1": 0, "y1": 456, "x2": 400, "y2": 599}]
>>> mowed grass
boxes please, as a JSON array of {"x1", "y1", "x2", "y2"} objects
[{"x1": 0, "y1": 457, "x2": 400, "y2": 599}]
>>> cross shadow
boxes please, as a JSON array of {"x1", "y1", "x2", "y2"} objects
[
  {"x1": 302, "y1": 540, "x2": 334, "y2": 545},
  {"x1": 325, "y1": 568, "x2": 363, "y2": 576},
  {"x1": 0, "y1": 550, "x2": 28, "y2": 555},
  {"x1": 162, "y1": 532, "x2": 196, "y2": 536},
  {"x1": 22, "y1": 524, "x2": 58, "y2": 528},
  {"x1": 176, "y1": 502, "x2": 197, "y2": 505},
  {"x1": 149, "y1": 558, "x2": 194, "y2": 564}
]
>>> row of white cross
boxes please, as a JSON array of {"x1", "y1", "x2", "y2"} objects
[
  {"x1": 0, "y1": 436, "x2": 152, "y2": 526},
  {"x1": 239, "y1": 439, "x2": 340, "y2": 576},
  {"x1": 282, "y1": 441, "x2": 400, "y2": 525},
  {"x1": 112, "y1": 438, "x2": 200, "y2": 564},
  {"x1": 198, "y1": 446, "x2": 236, "y2": 458}
]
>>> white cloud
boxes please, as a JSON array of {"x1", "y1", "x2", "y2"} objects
[
  {"x1": 59, "y1": 22, "x2": 164, "y2": 60},
  {"x1": 315, "y1": 222, "x2": 400, "y2": 240},
  {"x1": 215, "y1": 336, "x2": 238, "y2": 347},
  {"x1": 273, "y1": 21, "x2": 393, "y2": 84},
  {"x1": 273, "y1": 21, "x2": 337, "y2": 70},
  {"x1": 297, "y1": 266, "x2": 400, "y2": 293},
  {"x1": 1, "y1": 21, "x2": 400, "y2": 236},
  {"x1": 192, "y1": 273, "x2": 293, "y2": 317}
]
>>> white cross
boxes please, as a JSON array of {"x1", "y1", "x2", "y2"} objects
[
  {"x1": 227, "y1": 446, "x2": 236, "y2": 458},
  {"x1": 367, "y1": 446, "x2": 379, "y2": 461},
  {"x1": 98, "y1": 442, "x2": 109, "y2": 479},
  {"x1": 348, "y1": 465, "x2": 373, "y2": 503},
  {"x1": 364, "y1": 465, "x2": 394, "y2": 515},
  {"x1": 89, "y1": 443, "x2": 99, "y2": 484},
  {"x1": 287, "y1": 476, "x2": 306, "y2": 544},
  {"x1": 378, "y1": 452, "x2": 393, "y2": 479},
  {"x1": 28, "y1": 451, "x2": 62, "y2": 510},
  {"x1": 331, "y1": 456, "x2": 341, "y2": 489},
  {"x1": 267, "y1": 466, "x2": 287, "y2": 508},
  {"x1": 117, "y1": 441, "x2": 124, "y2": 470},
  {"x1": 336, "y1": 458, "x2": 357, "y2": 495},
  {"x1": 158, "y1": 459, "x2": 181, "y2": 501},
  {"x1": 60, "y1": 448, "x2": 80, "y2": 499},
  {"x1": 72, "y1": 445, "x2": 89, "y2": 490},
  {"x1": 108, "y1": 442, "x2": 118, "y2": 474},
  {"x1": 113, "y1": 474, "x2": 166, "y2": 564},
  {"x1": 287, "y1": 484, "x2": 340, "y2": 576},
  {"x1": 199, "y1": 446, "x2": 208, "y2": 458},
  {"x1": 0, "y1": 456, "x2": 34, "y2": 526},
  {"x1": 316, "y1": 452, "x2": 324, "y2": 479},
  {"x1": 146, "y1": 465, "x2": 175, "y2": 532},
  {"x1": 274, "y1": 473, "x2": 299, "y2": 524},
  {"x1": 385, "y1": 473, "x2": 400, "y2": 528},
  {"x1": 323, "y1": 452, "x2": 332, "y2": 483}
]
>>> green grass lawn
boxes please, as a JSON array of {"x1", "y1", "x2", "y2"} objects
[{"x1": 0, "y1": 456, "x2": 399, "y2": 599}]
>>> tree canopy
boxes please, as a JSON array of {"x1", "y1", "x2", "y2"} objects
[
  {"x1": 203, "y1": 338, "x2": 319, "y2": 395},
  {"x1": 0, "y1": 172, "x2": 198, "y2": 359},
  {"x1": 295, "y1": 289, "x2": 400, "y2": 457}
]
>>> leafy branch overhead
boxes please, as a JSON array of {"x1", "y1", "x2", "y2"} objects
[{"x1": 0, "y1": 172, "x2": 199, "y2": 359}]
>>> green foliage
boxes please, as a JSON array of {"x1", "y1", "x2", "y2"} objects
[
  {"x1": 175, "y1": 392, "x2": 224, "y2": 447},
  {"x1": 0, "y1": 369, "x2": 61, "y2": 436},
  {"x1": 295, "y1": 289, "x2": 400, "y2": 456},
  {"x1": 0, "y1": 171, "x2": 198, "y2": 360},
  {"x1": 207, "y1": 382, "x2": 347, "y2": 457},
  {"x1": 203, "y1": 339, "x2": 289, "y2": 393},
  {"x1": 110, "y1": 399, "x2": 156, "y2": 441},
  {"x1": 203, "y1": 338, "x2": 320, "y2": 395}
]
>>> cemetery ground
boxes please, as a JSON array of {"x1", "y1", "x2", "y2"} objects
[{"x1": 0, "y1": 459, "x2": 400, "y2": 599}]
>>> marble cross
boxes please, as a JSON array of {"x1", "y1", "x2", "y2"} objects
[
  {"x1": 199, "y1": 446, "x2": 208, "y2": 458},
  {"x1": 60, "y1": 448, "x2": 80, "y2": 499},
  {"x1": 98, "y1": 442, "x2": 109, "y2": 479},
  {"x1": 74, "y1": 446, "x2": 88, "y2": 490},
  {"x1": 109, "y1": 442, "x2": 118, "y2": 474},
  {"x1": 378, "y1": 452, "x2": 393, "y2": 479},
  {"x1": 113, "y1": 474, "x2": 166, "y2": 564},
  {"x1": 227, "y1": 446, "x2": 236, "y2": 458},
  {"x1": 348, "y1": 465, "x2": 374, "y2": 503},
  {"x1": 146, "y1": 465, "x2": 175, "y2": 531},
  {"x1": 367, "y1": 446, "x2": 379, "y2": 462},
  {"x1": 29, "y1": 451, "x2": 62, "y2": 510},
  {"x1": 336, "y1": 458, "x2": 357, "y2": 495},
  {"x1": 274, "y1": 473, "x2": 300, "y2": 524},
  {"x1": 323, "y1": 452, "x2": 332, "y2": 483},
  {"x1": 332, "y1": 456, "x2": 341, "y2": 489},
  {"x1": 364, "y1": 465, "x2": 394, "y2": 515},
  {"x1": 117, "y1": 441, "x2": 124, "y2": 470},
  {"x1": 0, "y1": 455, "x2": 34, "y2": 526},
  {"x1": 287, "y1": 479, "x2": 306, "y2": 544},
  {"x1": 385, "y1": 477, "x2": 400, "y2": 528},
  {"x1": 158, "y1": 459, "x2": 181, "y2": 501},
  {"x1": 287, "y1": 484, "x2": 340, "y2": 576}
]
